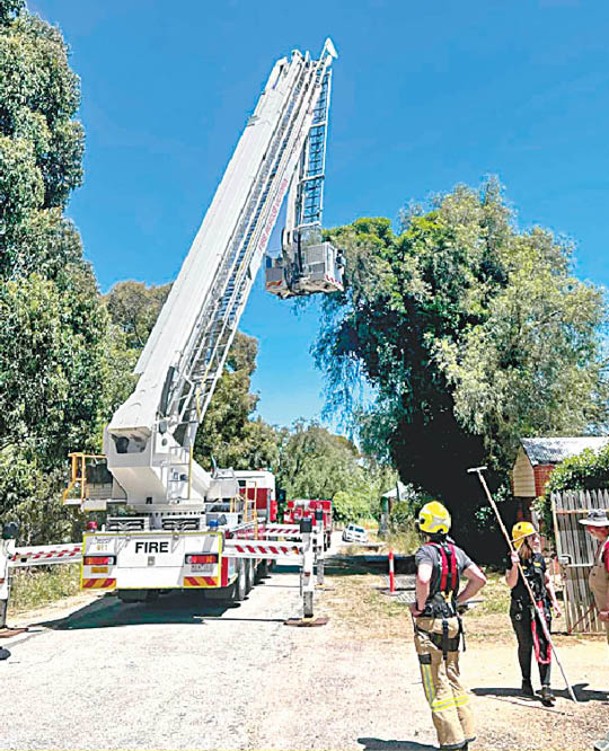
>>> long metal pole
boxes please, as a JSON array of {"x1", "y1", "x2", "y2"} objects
[{"x1": 468, "y1": 466, "x2": 578, "y2": 703}]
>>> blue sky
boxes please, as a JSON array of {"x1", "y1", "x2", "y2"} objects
[{"x1": 30, "y1": 0, "x2": 609, "y2": 428}]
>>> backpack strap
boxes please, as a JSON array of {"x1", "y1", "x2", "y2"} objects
[
  {"x1": 446, "y1": 542, "x2": 458, "y2": 594},
  {"x1": 425, "y1": 541, "x2": 459, "y2": 596}
]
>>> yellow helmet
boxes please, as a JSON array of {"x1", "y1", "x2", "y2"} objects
[
  {"x1": 511, "y1": 521, "x2": 537, "y2": 550},
  {"x1": 418, "y1": 501, "x2": 451, "y2": 535}
]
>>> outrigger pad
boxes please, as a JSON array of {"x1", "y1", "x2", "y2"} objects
[
  {"x1": 284, "y1": 616, "x2": 329, "y2": 627},
  {"x1": 0, "y1": 647, "x2": 11, "y2": 660},
  {"x1": 0, "y1": 627, "x2": 28, "y2": 639}
]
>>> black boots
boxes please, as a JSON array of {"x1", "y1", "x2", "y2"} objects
[
  {"x1": 539, "y1": 685, "x2": 556, "y2": 706},
  {"x1": 521, "y1": 679, "x2": 534, "y2": 697},
  {"x1": 520, "y1": 679, "x2": 555, "y2": 705}
]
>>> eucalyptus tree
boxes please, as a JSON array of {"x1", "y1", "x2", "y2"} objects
[
  {"x1": 316, "y1": 179, "x2": 607, "y2": 549},
  {"x1": 0, "y1": 0, "x2": 111, "y2": 540}
]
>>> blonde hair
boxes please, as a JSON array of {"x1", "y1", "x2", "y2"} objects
[{"x1": 519, "y1": 535, "x2": 536, "y2": 561}]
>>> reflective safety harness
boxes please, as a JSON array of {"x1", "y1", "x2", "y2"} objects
[
  {"x1": 530, "y1": 601, "x2": 552, "y2": 665},
  {"x1": 419, "y1": 541, "x2": 466, "y2": 660},
  {"x1": 511, "y1": 554, "x2": 552, "y2": 666},
  {"x1": 521, "y1": 556, "x2": 552, "y2": 665},
  {"x1": 425, "y1": 540, "x2": 458, "y2": 614}
]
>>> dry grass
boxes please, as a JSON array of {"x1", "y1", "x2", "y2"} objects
[
  {"x1": 322, "y1": 573, "x2": 410, "y2": 640},
  {"x1": 7, "y1": 564, "x2": 81, "y2": 614},
  {"x1": 322, "y1": 566, "x2": 602, "y2": 651}
]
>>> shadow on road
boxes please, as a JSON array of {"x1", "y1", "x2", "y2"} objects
[
  {"x1": 358, "y1": 737, "x2": 435, "y2": 751},
  {"x1": 473, "y1": 682, "x2": 607, "y2": 703},
  {"x1": 36, "y1": 590, "x2": 286, "y2": 631},
  {"x1": 554, "y1": 681, "x2": 608, "y2": 703}
]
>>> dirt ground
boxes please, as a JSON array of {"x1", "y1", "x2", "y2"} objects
[
  {"x1": 322, "y1": 569, "x2": 609, "y2": 751},
  {"x1": 2, "y1": 563, "x2": 607, "y2": 751}
]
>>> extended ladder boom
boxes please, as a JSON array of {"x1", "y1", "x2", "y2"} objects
[{"x1": 103, "y1": 40, "x2": 340, "y2": 509}]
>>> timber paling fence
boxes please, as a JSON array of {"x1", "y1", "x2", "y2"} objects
[{"x1": 550, "y1": 489, "x2": 608, "y2": 634}]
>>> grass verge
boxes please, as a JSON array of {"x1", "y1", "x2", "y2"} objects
[
  {"x1": 8, "y1": 564, "x2": 81, "y2": 614},
  {"x1": 322, "y1": 568, "x2": 515, "y2": 642}
]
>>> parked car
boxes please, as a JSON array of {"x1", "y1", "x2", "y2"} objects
[{"x1": 342, "y1": 523, "x2": 369, "y2": 543}]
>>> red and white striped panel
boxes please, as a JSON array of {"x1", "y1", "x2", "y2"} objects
[
  {"x1": 10, "y1": 544, "x2": 82, "y2": 568},
  {"x1": 224, "y1": 540, "x2": 303, "y2": 559},
  {"x1": 258, "y1": 524, "x2": 302, "y2": 538}
]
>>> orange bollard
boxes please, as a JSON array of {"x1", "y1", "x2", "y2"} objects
[{"x1": 388, "y1": 548, "x2": 395, "y2": 593}]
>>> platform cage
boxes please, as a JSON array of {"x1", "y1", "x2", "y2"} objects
[{"x1": 63, "y1": 452, "x2": 126, "y2": 509}]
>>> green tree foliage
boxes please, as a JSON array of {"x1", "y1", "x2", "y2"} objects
[
  {"x1": 195, "y1": 334, "x2": 280, "y2": 471},
  {"x1": 275, "y1": 421, "x2": 394, "y2": 523},
  {"x1": 316, "y1": 180, "x2": 608, "y2": 553},
  {"x1": 546, "y1": 446, "x2": 609, "y2": 494},
  {"x1": 105, "y1": 281, "x2": 170, "y2": 350},
  {"x1": 0, "y1": 272, "x2": 109, "y2": 464},
  {"x1": 0, "y1": 1, "x2": 84, "y2": 276},
  {"x1": 0, "y1": 2, "x2": 111, "y2": 542}
]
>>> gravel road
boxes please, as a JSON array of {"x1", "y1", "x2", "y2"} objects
[
  {"x1": 1, "y1": 541, "x2": 607, "y2": 751},
  {"x1": 0, "y1": 564, "x2": 436, "y2": 751}
]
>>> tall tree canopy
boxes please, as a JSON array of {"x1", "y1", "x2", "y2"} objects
[
  {"x1": 274, "y1": 421, "x2": 395, "y2": 523},
  {"x1": 0, "y1": 0, "x2": 112, "y2": 541},
  {"x1": 316, "y1": 180, "x2": 608, "y2": 548}
]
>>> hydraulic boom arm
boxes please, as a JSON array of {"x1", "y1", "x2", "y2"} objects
[{"x1": 101, "y1": 40, "x2": 341, "y2": 511}]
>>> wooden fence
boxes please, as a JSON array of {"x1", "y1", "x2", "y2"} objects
[{"x1": 550, "y1": 489, "x2": 608, "y2": 633}]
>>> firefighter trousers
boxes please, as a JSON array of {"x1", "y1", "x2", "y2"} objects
[
  {"x1": 414, "y1": 616, "x2": 474, "y2": 751},
  {"x1": 509, "y1": 599, "x2": 552, "y2": 686}
]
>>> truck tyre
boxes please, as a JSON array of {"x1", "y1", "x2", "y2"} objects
[
  {"x1": 117, "y1": 589, "x2": 148, "y2": 603},
  {"x1": 231, "y1": 559, "x2": 248, "y2": 602},
  {"x1": 303, "y1": 590, "x2": 314, "y2": 618},
  {"x1": 255, "y1": 560, "x2": 269, "y2": 582},
  {"x1": 246, "y1": 559, "x2": 255, "y2": 593},
  {"x1": 0, "y1": 599, "x2": 7, "y2": 629}
]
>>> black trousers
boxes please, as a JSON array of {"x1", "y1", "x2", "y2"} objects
[{"x1": 509, "y1": 599, "x2": 552, "y2": 686}]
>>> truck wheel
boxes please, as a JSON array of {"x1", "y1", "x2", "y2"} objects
[
  {"x1": 255, "y1": 560, "x2": 269, "y2": 582},
  {"x1": 246, "y1": 559, "x2": 255, "y2": 593},
  {"x1": 303, "y1": 591, "x2": 314, "y2": 619},
  {"x1": 0, "y1": 599, "x2": 7, "y2": 629},
  {"x1": 117, "y1": 590, "x2": 148, "y2": 603},
  {"x1": 231, "y1": 560, "x2": 248, "y2": 602}
]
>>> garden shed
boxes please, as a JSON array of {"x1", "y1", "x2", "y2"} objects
[{"x1": 512, "y1": 436, "x2": 609, "y2": 501}]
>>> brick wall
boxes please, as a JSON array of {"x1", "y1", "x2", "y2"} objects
[{"x1": 534, "y1": 464, "x2": 555, "y2": 497}]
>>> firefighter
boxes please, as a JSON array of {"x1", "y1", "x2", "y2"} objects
[
  {"x1": 411, "y1": 501, "x2": 487, "y2": 751},
  {"x1": 578, "y1": 508, "x2": 609, "y2": 642},
  {"x1": 506, "y1": 522, "x2": 561, "y2": 706}
]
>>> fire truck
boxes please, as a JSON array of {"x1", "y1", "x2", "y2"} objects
[
  {"x1": 234, "y1": 470, "x2": 278, "y2": 523},
  {"x1": 1, "y1": 40, "x2": 340, "y2": 622},
  {"x1": 284, "y1": 499, "x2": 333, "y2": 550}
]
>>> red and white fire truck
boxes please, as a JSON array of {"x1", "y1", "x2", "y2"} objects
[
  {"x1": 284, "y1": 499, "x2": 333, "y2": 550},
  {"x1": 234, "y1": 470, "x2": 278, "y2": 523},
  {"x1": 1, "y1": 40, "x2": 340, "y2": 623}
]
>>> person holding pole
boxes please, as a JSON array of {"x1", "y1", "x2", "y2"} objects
[
  {"x1": 578, "y1": 508, "x2": 609, "y2": 642},
  {"x1": 410, "y1": 501, "x2": 487, "y2": 751},
  {"x1": 506, "y1": 522, "x2": 562, "y2": 706},
  {"x1": 468, "y1": 465, "x2": 578, "y2": 704}
]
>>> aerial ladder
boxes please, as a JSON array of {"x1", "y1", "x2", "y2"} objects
[
  {"x1": 0, "y1": 39, "x2": 341, "y2": 621},
  {"x1": 103, "y1": 38, "x2": 341, "y2": 511}
]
